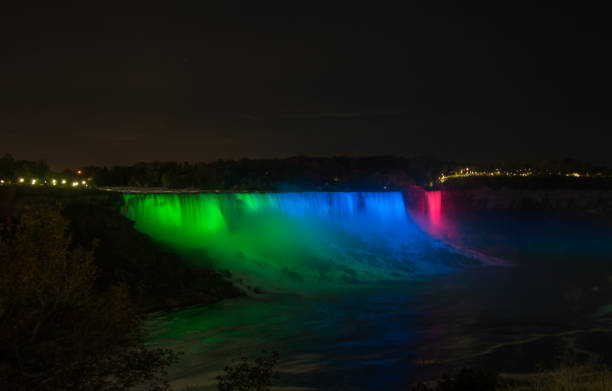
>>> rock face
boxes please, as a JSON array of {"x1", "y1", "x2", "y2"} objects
[
  {"x1": 434, "y1": 178, "x2": 612, "y2": 218},
  {"x1": 440, "y1": 187, "x2": 612, "y2": 217}
]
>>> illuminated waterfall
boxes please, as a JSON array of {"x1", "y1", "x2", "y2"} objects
[
  {"x1": 123, "y1": 192, "x2": 474, "y2": 293},
  {"x1": 425, "y1": 191, "x2": 442, "y2": 225}
]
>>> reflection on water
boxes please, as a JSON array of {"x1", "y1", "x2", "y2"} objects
[{"x1": 134, "y1": 193, "x2": 612, "y2": 390}]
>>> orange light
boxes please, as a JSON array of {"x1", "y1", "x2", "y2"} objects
[{"x1": 77, "y1": 170, "x2": 82, "y2": 175}]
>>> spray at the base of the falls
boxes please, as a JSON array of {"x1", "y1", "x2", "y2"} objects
[{"x1": 122, "y1": 192, "x2": 486, "y2": 293}]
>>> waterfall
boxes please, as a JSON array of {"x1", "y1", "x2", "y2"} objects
[
  {"x1": 425, "y1": 191, "x2": 442, "y2": 225},
  {"x1": 123, "y1": 192, "x2": 477, "y2": 293}
]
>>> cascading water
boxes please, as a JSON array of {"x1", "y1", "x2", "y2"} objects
[
  {"x1": 425, "y1": 190, "x2": 442, "y2": 226},
  {"x1": 123, "y1": 192, "x2": 477, "y2": 293}
]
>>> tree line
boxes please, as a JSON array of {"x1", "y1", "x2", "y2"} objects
[{"x1": 2, "y1": 153, "x2": 610, "y2": 190}]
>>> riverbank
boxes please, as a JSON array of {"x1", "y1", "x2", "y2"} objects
[{"x1": 0, "y1": 186, "x2": 244, "y2": 313}]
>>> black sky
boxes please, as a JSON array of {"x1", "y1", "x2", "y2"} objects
[{"x1": 1, "y1": 3, "x2": 610, "y2": 168}]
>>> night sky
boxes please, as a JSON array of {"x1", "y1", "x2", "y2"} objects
[{"x1": 1, "y1": 3, "x2": 610, "y2": 168}]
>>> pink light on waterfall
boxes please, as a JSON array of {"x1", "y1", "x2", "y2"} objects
[{"x1": 425, "y1": 190, "x2": 442, "y2": 227}]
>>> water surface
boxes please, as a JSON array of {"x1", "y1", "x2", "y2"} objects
[{"x1": 124, "y1": 192, "x2": 612, "y2": 390}]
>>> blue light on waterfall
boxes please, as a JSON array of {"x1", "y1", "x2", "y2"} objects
[{"x1": 123, "y1": 192, "x2": 460, "y2": 293}]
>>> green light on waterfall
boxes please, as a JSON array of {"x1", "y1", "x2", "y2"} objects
[{"x1": 123, "y1": 192, "x2": 438, "y2": 293}]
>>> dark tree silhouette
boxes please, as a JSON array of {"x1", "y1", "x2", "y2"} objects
[{"x1": 0, "y1": 206, "x2": 178, "y2": 391}]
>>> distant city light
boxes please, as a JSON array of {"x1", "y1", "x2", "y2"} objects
[
  {"x1": 31, "y1": 179, "x2": 37, "y2": 185},
  {"x1": 52, "y1": 179, "x2": 57, "y2": 185},
  {"x1": 19, "y1": 178, "x2": 24, "y2": 183},
  {"x1": 72, "y1": 181, "x2": 79, "y2": 187},
  {"x1": 61, "y1": 179, "x2": 67, "y2": 184},
  {"x1": 77, "y1": 170, "x2": 82, "y2": 175},
  {"x1": 81, "y1": 180, "x2": 86, "y2": 185}
]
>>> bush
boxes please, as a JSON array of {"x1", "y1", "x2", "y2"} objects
[
  {"x1": 217, "y1": 351, "x2": 280, "y2": 391},
  {"x1": 408, "y1": 362, "x2": 612, "y2": 391},
  {"x1": 509, "y1": 361, "x2": 612, "y2": 391},
  {"x1": 0, "y1": 206, "x2": 178, "y2": 391}
]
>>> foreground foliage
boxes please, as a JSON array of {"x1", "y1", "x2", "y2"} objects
[
  {"x1": 509, "y1": 362, "x2": 612, "y2": 391},
  {"x1": 217, "y1": 351, "x2": 280, "y2": 391},
  {"x1": 408, "y1": 362, "x2": 612, "y2": 391},
  {"x1": 0, "y1": 206, "x2": 178, "y2": 391}
]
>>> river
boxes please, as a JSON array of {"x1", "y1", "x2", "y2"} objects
[{"x1": 123, "y1": 191, "x2": 612, "y2": 390}]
